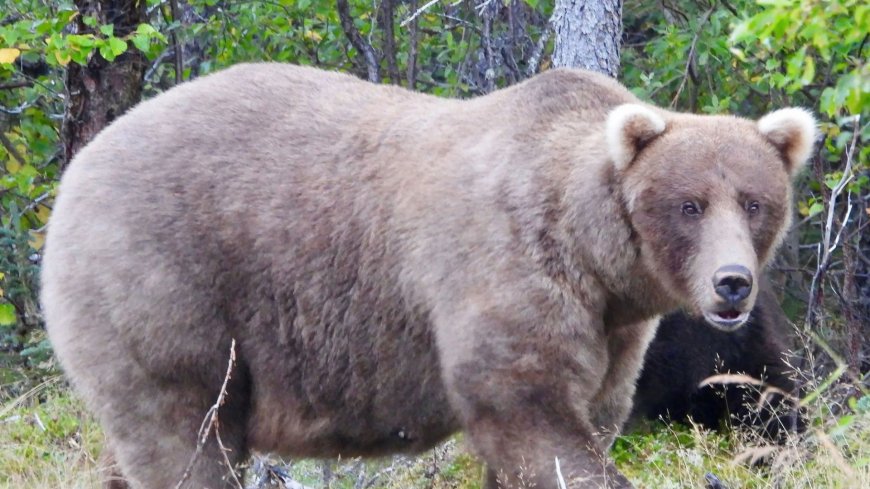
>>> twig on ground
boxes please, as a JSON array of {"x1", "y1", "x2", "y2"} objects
[
  {"x1": 174, "y1": 339, "x2": 241, "y2": 489},
  {"x1": 555, "y1": 457, "x2": 568, "y2": 489}
]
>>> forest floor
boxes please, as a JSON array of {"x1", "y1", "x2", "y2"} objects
[{"x1": 0, "y1": 371, "x2": 868, "y2": 489}]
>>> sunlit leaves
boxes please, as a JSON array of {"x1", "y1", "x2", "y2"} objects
[
  {"x1": 0, "y1": 303, "x2": 17, "y2": 327},
  {"x1": 0, "y1": 48, "x2": 22, "y2": 64},
  {"x1": 731, "y1": 0, "x2": 868, "y2": 118}
]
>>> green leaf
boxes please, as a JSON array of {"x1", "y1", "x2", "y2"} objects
[
  {"x1": 135, "y1": 23, "x2": 157, "y2": 35},
  {"x1": 109, "y1": 37, "x2": 127, "y2": 56},
  {"x1": 808, "y1": 202, "x2": 824, "y2": 217},
  {"x1": 801, "y1": 56, "x2": 815, "y2": 85},
  {"x1": 131, "y1": 34, "x2": 150, "y2": 53},
  {"x1": 98, "y1": 41, "x2": 115, "y2": 61},
  {"x1": 99, "y1": 24, "x2": 114, "y2": 36},
  {"x1": 0, "y1": 302, "x2": 16, "y2": 326}
]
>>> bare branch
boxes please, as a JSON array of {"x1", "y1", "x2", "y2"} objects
[
  {"x1": 406, "y1": 0, "x2": 419, "y2": 89},
  {"x1": 670, "y1": 7, "x2": 714, "y2": 108},
  {"x1": 378, "y1": 0, "x2": 400, "y2": 84},
  {"x1": 526, "y1": 24, "x2": 553, "y2": 77},
  {"x1": 169, "y1": 0, "x2": 184, "y2": 84},
  {"x1": 805, "y1": 115, "x2": 861, "y2": 328},
  {"x1": 337, "y1": 0, "x2": 380, "y2": 83},
  {"x1": 0, "y1": 130, "x2": 26, "y2": 164},
  {"x1": 400, "y1": 0, "x2": 441, "y2": 27},
  {"x1": 0, "y1": 80, "x2": 32, "y2": 90},
  {"x1": 480, "y1": 6, "x2": 496, "y2": 93}
]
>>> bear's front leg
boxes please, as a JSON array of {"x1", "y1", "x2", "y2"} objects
[
  {"x1": 589, "y1": 318, "x2": 661, "y2": 448},
  {"x1": 436, "y1": 293, "x2": 634, "y2": 489}
]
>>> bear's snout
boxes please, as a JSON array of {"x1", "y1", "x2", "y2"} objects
[
  {"x1": 701, "y1": 264, "x2": 755, "y2": 331},
  {"x1": 713, "y1": 264, "x2": 753, "y2": 306}
]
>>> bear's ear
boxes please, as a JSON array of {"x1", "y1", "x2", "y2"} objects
[
  {"x1": 757, "y1": 107, "x2": 818, "y2": 177},
  {"x1": 606, "y1": 104, "x2": 667, "y2": 171}
]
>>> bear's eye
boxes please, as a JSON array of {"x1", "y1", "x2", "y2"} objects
[
  {"x1": 746, "y1": 201, "x2": 761, "y2": 216},
  {"x1": 681, "y1": 201, "x2": 702, "y2": 217}
]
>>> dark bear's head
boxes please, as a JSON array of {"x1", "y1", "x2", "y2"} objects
[{"x1": 608, "y1": 105, "x2": 816, "y2": 331}]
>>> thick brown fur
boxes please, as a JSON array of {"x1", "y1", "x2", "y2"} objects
[
  {"x1": 630, "y1": 278, "x2": 801, "y2": 439},
  {"x1": 41, "y1": 64, "x2": 814, "y2": 488}
]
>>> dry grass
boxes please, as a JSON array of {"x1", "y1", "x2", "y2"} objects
[{"x1": 1, "y1": 374, "x2": 867, "y2": 489}]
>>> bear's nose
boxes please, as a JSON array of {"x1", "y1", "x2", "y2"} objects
[{"x1": 713, "y1": 265, "x2": 753, "y2": 306}]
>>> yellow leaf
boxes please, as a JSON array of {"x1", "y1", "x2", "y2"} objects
[
  {"x1": 54, "y1": 50, "x2": 71, "y2": 66},
  {"x1": 34, "y1": 204, "x2": 51, "y2": 225},
  {"x1": 304, "y1": 30, "x2": 322, "y2": 42},
  {"x1": 29, "y1": 231, "x2": 45, "y2": 251},
  {"x1": 5, "y1": 156, "x2": 21, "y2": 173},
  {"x1": 0, "y1": 48, "x2": 20, "y2": 64}
]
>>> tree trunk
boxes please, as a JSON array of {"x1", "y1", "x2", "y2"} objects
[
  {"x1": 844, "y1": 181, "x2": 870, "y2": 374},
  {"x1": 337, "y1": 0, "x2": 380, "y2": 83},
  {"x1": 551, "y1": 0, "x2": 622, "y2": 77},
  {"x1": 61, "y1": 0, "x2": 147, "y2": 169}
]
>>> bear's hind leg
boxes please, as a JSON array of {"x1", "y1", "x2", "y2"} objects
[
  {"x1": 97, "y1": 445, "x2": 129, "y2": 489},
  {"x1": 87, "y1": 367, "x2": 251, "y2": 489}
]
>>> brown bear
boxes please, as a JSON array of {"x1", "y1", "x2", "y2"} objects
[
  {"x1": 631, "y1": 278, "x2": 801, "y2": 439},
  {"x1": 40, "y1": 64, "x2": 816, "y2": 489}
]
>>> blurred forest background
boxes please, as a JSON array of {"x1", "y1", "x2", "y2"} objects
[{"x1": 0, "y1": 0, "x2": 867, "y2": 488}]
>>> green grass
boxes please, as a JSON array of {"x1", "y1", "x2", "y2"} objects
[
  {"x1": 1, "y1": 376, "x2": 868, "y2": 489},
  {"x1": 0, "y1": 376, "x2": 103, "y2": 489}
]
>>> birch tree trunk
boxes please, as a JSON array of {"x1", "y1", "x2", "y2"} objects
[{"x1": 551, "y1": 0, "x2": 622, "y2": 77}]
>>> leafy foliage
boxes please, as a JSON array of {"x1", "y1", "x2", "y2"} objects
[{"x1": 0, "y1": 0, "x2": 865, "y2": 369}]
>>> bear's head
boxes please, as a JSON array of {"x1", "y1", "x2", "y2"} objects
[{"x1": 608, "y1": 104, "x2": 816, "y2": 331}]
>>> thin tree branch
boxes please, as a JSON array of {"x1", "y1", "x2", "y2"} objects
[
  {"x1": 169, "y1": 0, "x2": 184, "y2": 84},
  {"x1": 337, "y1": 0, "x2": 380, "y2": 83},
  {"x1": 378, "y1": 0, "x2": 400, "y2": 84},
  {"x1": 400, "y1": 0, "x2": 441, "y2": 27},
  {"x1": 481, "y1": 10, "x2": 496, "y2": 93},
  {"x1": 0, "y1": 80, "x2": 32, "y2": 90},
  {"x1": 526, "y1": 24, "x2": 552, "y2": 77},
  {"x1": 0, "y1": 130, "x2": 26, "y2": 164},
  {"x1": 805, "y1": 115, "x2": 861, "y2": 329},
  {"x1": 406, "y1": 0, "x2": 419, "y2": 89},
  {"x1": 670, "y1": 6, "x2": 714, "y2": 109}
]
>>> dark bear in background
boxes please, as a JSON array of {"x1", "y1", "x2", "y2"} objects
[{"x1": 631, "y1": 279, "x2": 800, "y2": 438}]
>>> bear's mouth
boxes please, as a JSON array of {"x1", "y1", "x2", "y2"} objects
[{"x1": 703, "y1": 309, "x2": 750, "y2": 332}]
